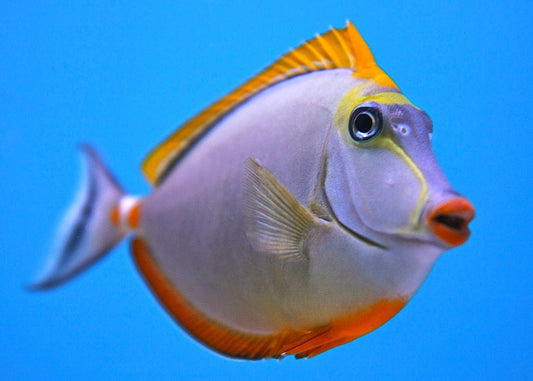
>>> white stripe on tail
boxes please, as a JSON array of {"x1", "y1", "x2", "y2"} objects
[{"x1": 30, "y1": 145, "x2": 128, "y2": 290}]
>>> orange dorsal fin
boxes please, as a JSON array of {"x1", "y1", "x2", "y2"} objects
[{"x1": 141, "y1": 21, "x2": 398, "y2": 185}]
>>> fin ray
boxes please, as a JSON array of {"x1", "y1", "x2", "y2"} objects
[{"x1": 244, "y1": 158, "x2": 315, "y2": 262}]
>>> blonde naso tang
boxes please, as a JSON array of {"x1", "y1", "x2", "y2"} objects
[{"x1": 31, "y1": 21, "x2": 474, "y2": 359}]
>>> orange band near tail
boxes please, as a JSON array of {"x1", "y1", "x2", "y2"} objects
[
  {"x1": 110, "y1": 205, "x2": 120, "y2": 228},
  {"x1": 127, "y1": 202, "x2": 141, "y2": 230},
  {"x1": 109, "y1": 196, "x2": 142, "y2": 232}
]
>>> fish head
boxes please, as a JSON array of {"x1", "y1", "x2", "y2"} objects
[{"x1": 324, "y1": 84, "x2": 474, "y2": 253}]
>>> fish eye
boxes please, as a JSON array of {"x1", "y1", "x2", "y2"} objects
[{"x1": 348, "y1": 106, "x2": 383, "y2": 142}]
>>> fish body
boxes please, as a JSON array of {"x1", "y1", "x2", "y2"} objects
[{"x1": 32, "y1": 22, "x2": 474, "y2": 359}]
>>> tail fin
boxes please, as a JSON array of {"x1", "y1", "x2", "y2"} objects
[{"x1": 30, "y1": 145, "x2": 125, "y2": 290}]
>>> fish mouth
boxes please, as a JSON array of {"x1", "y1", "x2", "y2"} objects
[{"x1": 426, "y1": 198, "x2": 475, "y2": 247}]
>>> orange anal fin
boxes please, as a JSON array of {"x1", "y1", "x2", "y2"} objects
[
  {"x1": 131, "y1": 238, "x2": 308, "y2": 359},
  {"x1": 130, "y1": 237, "x2": 407, "y2": 359},
  {"x1": 282, "y1": 328, "x2": 334, "y2": 356},
  {"x1": 299, "y1": 338, "x2": 353, "y2": 359},
  {"x1": 284, "y1": 298, "x2": 407, "y2": 359}
]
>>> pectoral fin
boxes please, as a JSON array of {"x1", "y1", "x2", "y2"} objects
[{"x1": 244, "y1": 158, "x2": 317, "y2": 262}]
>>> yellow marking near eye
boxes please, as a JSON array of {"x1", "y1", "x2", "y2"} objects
[
  {"x1": 363, "y1": 92, "x2": 417, "y2": 108},
  {"x1": 334, "y1": 86, "x2": 415, "y2": 130},
  {"x1": 374, "y1": 137, "x2": 428, "y2": 227},
  {"x1": 334, "y1": 86, "x2": 428, "y2": 229}
]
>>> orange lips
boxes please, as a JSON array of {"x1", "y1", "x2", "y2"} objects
[{"x1": 427, "y1": 198, "x2": 475, "y2": 246}]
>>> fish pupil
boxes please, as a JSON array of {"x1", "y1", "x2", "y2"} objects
[{"x1": 355, "y1": 113, "x2": 374, "y2": 133}]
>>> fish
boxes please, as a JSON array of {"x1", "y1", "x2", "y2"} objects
[{"x1": 31, "y1": 21, "x2": 475, "y2": 360}]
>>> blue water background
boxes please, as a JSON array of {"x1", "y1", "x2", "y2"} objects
[{"x1": 2, "y1": 1, "x2": 532, "y2": 379}]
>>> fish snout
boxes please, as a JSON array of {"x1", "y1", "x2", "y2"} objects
[{"x1": 426, "y1": 197, "x2": 475, "y2": 247}]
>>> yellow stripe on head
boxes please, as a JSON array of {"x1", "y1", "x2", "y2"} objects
[
  {"x1": 374, "y1": 137, "x2": 428, "y2": 228},
  {"x1": 335, "y1": 85, "x2": 415, "y2": 131}
]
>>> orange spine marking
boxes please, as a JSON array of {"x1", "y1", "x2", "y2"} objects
[
  {"x1": 278, "y1": 55, "x2": 304, "y2": 73},
  {"x1": 269, "y1": 62, "x2": 291, "y2": 77},
  {"x1": 289, "y1": 48, "x2": 317, "y2": 69},
  {"x1": 346, "y1": 21, "x2": 376, "y2": 70},
  {"x1": 331, "y1": 27, "x2": 355, "y2": 67},
  {"x1": 315, "y1": 33, "x2": 341, "y2": 67},
  {"x1": 303, "y1": 40, "x2": 331, "y2": 69},
  {"x1": 253, "y1": 74, "x2": 278, "y2": 87}
]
